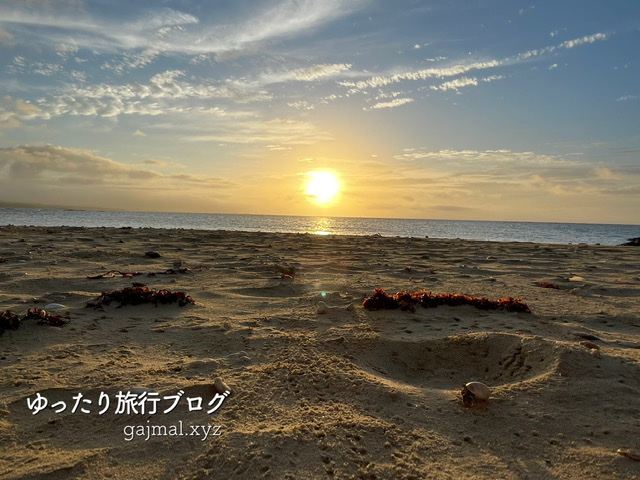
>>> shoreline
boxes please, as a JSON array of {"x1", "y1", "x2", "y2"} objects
[
  {"x1": 1, "y1": 226, "x2": 639, "y2": 479},
  {"x1": 2, "y1": 209, "x2": 638, "y2": 245},
  {"x1": 0, "y1": 224, "x2": 634, "y2": 247}
]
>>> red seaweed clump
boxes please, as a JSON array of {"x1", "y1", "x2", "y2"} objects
[
  {"x1": 362, "y1": 289, "x2": 531, "y2": 314},
  {"x1": 361, "y1": 288, "x2": 400, "y2": 310},
  {"x1": 536, "y1": 281, "x2": 560, "y2": 289},
  {"x1": 1, "y1": 310, "x2": 21, "y2": 334},
  {"x1": 1, "y1": 308, "x2": 69, "y2": 334},
  {"x1": 86, "y1": 285, "x2": 195, "y2": 309},
  {"x1": 24, "y1": 307, "x2": 70, "y2": 327}
]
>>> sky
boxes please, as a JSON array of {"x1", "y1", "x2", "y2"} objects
[{"x1": 0, "y1": 0, "x2": 639, "y2": 224}]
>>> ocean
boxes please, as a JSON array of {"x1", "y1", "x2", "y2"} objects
[{"x1": 0, "y1": 208, "x2": 638, "y2": 246}]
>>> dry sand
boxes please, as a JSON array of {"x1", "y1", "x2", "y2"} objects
[{"x1": 0, "y1": 225, "x2": 639, "y2": 480}]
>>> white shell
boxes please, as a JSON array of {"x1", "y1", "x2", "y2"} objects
[
  {"x1": 464, "y1": 381, "x2": 491, "y2": 401},
  {"x1": 214, "y1": 377, "x2": 232, "y2": 395}
]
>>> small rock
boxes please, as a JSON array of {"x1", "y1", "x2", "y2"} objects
[
  {"x1": 317, "y1": 301, "x2": 329, "y2": 314},
  {"x1": 144, "y1": 251, "x2": 161, "y2": 258}
]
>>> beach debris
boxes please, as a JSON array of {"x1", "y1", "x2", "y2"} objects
[
  {"x1": 25, "y1": 307, "x2": 70, "y2": 326},
  {"x1": 86, "y1": 285, "x2": 195, "y2": 309},
  {"x1": 87, "y1": 266, "x2": 195, "y2": 279},
  {"x1": 276, "y1": 263, "x2": 296, "y2": 279},
  {"x1": 620, "y1": 237, "x2": 640, "y2": 247},
  {"x1": 537, "y1": 281, "x2": 560, "y2": 289},
  {"x1": 579, "y1": 340, "x2": 600, "y2": 350},
  {"x1": 617, "y1": 449, "x2": 640, "y2": 461},
  {"x1": 0, "y1": 310, "x2": 21, "y2": 333},
  {"x1": 461, "y1": 381, "x2": 491, "y2": 407},
  {"x1": 213, "y1": 377, "x2": 232, "y2": 395},
  {"x1": 316, "y1": 301, "x2": 330, "y2": 314},
  {"x1": 0, "y1": 308, "x2": 70, "y2": 334},
  {"x1": 87, "y1": 270, "x2": 143, "y2": 279},
  {"x1": 159, "y1": 266, "x2": 192, "y2": 275},
  {"x1": 362, "y1": 288, "x2": 531, "y2": 313},
  {"x1": 144, "y1": 251, "x2": 162, "y2": 258},
  {"x1": 568, "y1": 275, "x2": 585, "y2": 282}
]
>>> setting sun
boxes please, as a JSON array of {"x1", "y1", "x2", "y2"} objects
[{"x1": 305, "y1": 171, "x2": 341, "y2": 204}]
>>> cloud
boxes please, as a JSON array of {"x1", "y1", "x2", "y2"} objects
[
  {"x1": 339, "y1": 59, "x2": 502, "y2": 91},
  {"x1": 0, "y1": 26, "x2": 14, "y2": 44},
  {"x1": 395, "y1": 148, "x2": 576, "y2": 168},
  {"x1": 0, "y1": 144, "x2": 160, "y2": 180},
  {"x1": 339, "y1": 32, "x2": 609, "y2": 94},
  {"x1": 390, "y1": 148, "x2": 640, "y2": 197},
  {"x1": 254, "y1": 63, "x2": 353, "y2": 88},
  {"x1": 203, "y1": 0, "x2": 365, "y2": 58},
  {"x1": 289, "y1": 63, "x2": 352, "y2": 81},
  {"x1": 101, "y1": 48, "x2": 160, "y2": 74},
  {"x1": 431, "y1": 76, "x2": 478, "y2": 91},
  {"x1": 0, "y1": 143, "x2": 239, "y2": 212},
  {"x1": 431, "y1": 74, "x2": 505, "y2": 92},
  {"x1": 616, "y1": 95, "x2": 639, "y2": 102},
  {"x1": 559, "y1": 33, "x2": 607, "y2": 49},
  {"x1": 593, "y1": 167, "x2": 616, "y2": 179},
  {"x1": 0, "y1": 1, "x2": 365, "y2": 59},
  {"x1": 55, "y1": 41, "x2": 79, "y2": 59},
  {"x1": 181, "y1": 117, "x2": 332, "y2": 145},
  {"x1": 0, "y1": 96, "x2": 47, "y2": 126},
  {"x1": 34, "y1": 70, "x2": 271, "y2": 119},
  {"x1": 0, "y1": 143, "x2": 235, "y2": 189},
  {"x1": 329, "y1": 146, "x2": 637, "y2": 221},
  {"x1": 366, "y1": 98, "x2": 413, "y2": 110}
]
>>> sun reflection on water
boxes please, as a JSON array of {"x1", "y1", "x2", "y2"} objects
[{"x1": 311, "y1": 217, "x2": 333, "y2": 235}]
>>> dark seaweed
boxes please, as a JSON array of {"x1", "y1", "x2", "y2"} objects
[
  {"x1": 0, "y1": 307, "x2": 70, "y2": 334},
  {"x1": 86, "y1": 285, "x2": 195, "y2": 309}
]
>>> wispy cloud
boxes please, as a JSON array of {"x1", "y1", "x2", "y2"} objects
[
  {"x1": 431, "y1": 76, "x2": 478, "y2": 91},
  {"x1": 616, "y1": 94, "x2": 639, "y2": 102},
  {"x1": 366, "y1": 97, "x2": 413, "y2": 110},
  {"x1": 257, "y1": 63, "x2": 352, "y2": 86},
  {"x1": 0, "y1": 1, "x2": 366, "y2": 58},
  {"x1": 181, "y1": 118, "x2": 332, "y2": 145},
  {"x1": 289, "y1": 63, "x2": 352, "y2": 81},
  {"x1": 559, "y1": 33, "x2": 607, "y2": 49},
  {"x1": 339, "y1": 33, "x2": 609, "y2": 94}
]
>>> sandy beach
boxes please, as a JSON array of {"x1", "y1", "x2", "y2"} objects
[{"x1": 1, "y1": 225, "x2": 639, "y2": 479}]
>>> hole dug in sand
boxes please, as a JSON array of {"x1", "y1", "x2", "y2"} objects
[{"x1": 350, "y1": 332, "x2": 559, "y2": 394}]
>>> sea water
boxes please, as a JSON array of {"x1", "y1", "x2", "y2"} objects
[{"x1": 0, "y1": 208, "x2": 638, "y2": 246}]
